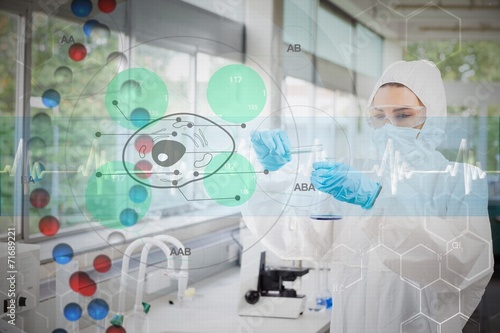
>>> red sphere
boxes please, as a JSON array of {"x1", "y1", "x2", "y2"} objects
[
  {"x1": 134, "y1": 135, "x2": 154, "y2": 155},
  {"x1": 134, "y1": 160, "x2": 152, "y2": 179},
  {"x1": 69, "y1": 271, "x2": 91, "y2": 293},
  {"x1": 93, "y1": 254, "x2": 112, "y2": 273},
  {"x1": 79, "y1": 279, "x2": 97, "y2": 297},
  {"x1": 68, "y1": 43, "x2": 87, "y2": 62},
  {"x1": 106, "y1": 326, "x2": 126, "y2": 333},
  {"x1": 30, "y1": 188, "x2": 50, "y2": 208},
  {"x1": 38, "y1": 215, "x2": 59, "y2": 236},
  {"x1": 98, "y1": 0, "x2": 116, "y2": 13}
]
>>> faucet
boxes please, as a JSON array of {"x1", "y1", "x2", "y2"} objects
[
  {"x1": 117, "y1": 235, "x2": 189, "y2": 332},
  {"x1": 151, "y1": 235, "x2": 189, "y2": 305}
]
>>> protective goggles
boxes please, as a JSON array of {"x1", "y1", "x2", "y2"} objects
[{"x1": 366, "y1": 105, "x2": 427, "y2": 129}]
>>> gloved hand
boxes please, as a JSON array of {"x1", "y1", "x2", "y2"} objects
[
  {"x1": 251, "y1": 129, "x2": 292, "y2": 171},
  {"x1": 310, "y1": 160, "x2": 381, "y2": 209}
]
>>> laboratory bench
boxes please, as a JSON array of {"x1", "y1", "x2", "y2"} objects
[{"x1": 80, "y1": 266, "x2": 331, "y2": 333}]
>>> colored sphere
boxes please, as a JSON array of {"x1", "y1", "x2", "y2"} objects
[
  {"x1": 90, "y1": 23, "x2": 111, "y2": 41},
  {"x1": 52, "y1": 243, "x2": 74, "y2": 264},
  {"x1": 107, "y1": 232, "x2": 126, "y2": 244},
  {"x1": 63, "y1": 302, "x2": 82, "y2": 321},
  {"x1": 27, "y1": 136, "x2": 46, "y2": 157},
  {"x1": 54, "y1": 66, "x2": 73, "y2": 85},
  {"x1": 32, "y1": 112, "x2": 52, "y2": 133},
  {"x1": 52, "y1": 329, "x2": 68, "y2": 333},
  {"x1": 106, "y1": 326, "x2": 126, "y2": 333},
  {"x1": 83, "y1": 19, "x2": 99, "y2": 37},
  {"x1": 134, "y1": 160, "x2": 152, "y2": 179},
  {"x1": 119, "y1": 208, "x2": 138, "y2": 227},
  {"x1": 79, "y1": 279, "x2": 97, "y2": 297},
  {"x1": 71, "y1": 0, "x2": 93, "y2": 18},
  {"x1": 134, "y1": 135, "x2": 154, "y2": 155},
  {"x1": 120, "y1": 80, "x2": 142, "y2": 100},
  {"x1": 38, "y1": 215, "x2": 60, "y2": 236},
  {"x1": 107, "y1": 52, "x2": 128, "y2": 65},
  {"x1": 88, "y1": 298, "x2": 109, "y2": 320},
  {"x1": 105, "y1": 68, "x2": 168, "y2": 130},
  {"x1": 98, "y1": 0, "x2": 117, "y2": 13},
  {"x1": 93, "y1": 254, "x2": 112, "y2": 273},
  {"x1": 85, "y1": 161, "x2": 151, "y2": 230},
  {"x1": 69, "y1": 271, "x2": 91, "y2": 293},
  {"x1": 203, "y1": 153, "x2": 257, "y2": 206},
  {"x1": 207, "y1": 64, "x2": 267, "y2": 123},
  {"x1": 129, "y1": 185, "x2": 148, "y2": 204},
  {"x1": 42, "y1": 89, "x2": 61, "y2": 108},
  {"x1": 68, "y1": 43, "x2": 87, "y2": 62},
  {"x1": 30, "y1": 188, "x2": 50, "y2": 208},
  {"x1": 130, "y1": 108, "x2": 150, "y2": 128}
]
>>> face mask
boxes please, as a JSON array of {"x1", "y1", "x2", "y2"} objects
[
  {"x1": 372, "y1": 125, "x2": 420, "y2": 154},
  {"x1": 373, "y1": 124, "x2": 426, "y2": 167},
  {"x1": 372, "y1": 125, "x2": 446, "y2": 170}
]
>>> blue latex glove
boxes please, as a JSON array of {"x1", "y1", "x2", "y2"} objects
[
  {"x1": 310, "y1": 160, "x2": 381, "y2": 209},
  {"x1": 251, "y1": 129, "x2": 292, "y2": 171}
]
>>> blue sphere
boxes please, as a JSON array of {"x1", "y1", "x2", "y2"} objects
[
  {"x1": 71, "y1": 0, "x2": 93, "y2": 18},
  {"x1": 129, "y1": 185, "x2": 148, "y2": 203},
  {"x1": 52, "y1": 243, "x2": 73, "y2": 264},
  {"x1": 42, "y1": 89, "x2": 61, "y2": 108},
  {"x1": 88, "y1": 298, "x2": 109, "y2": 320},
  {"x1": 130, "y1": 108, "x2": 150, "y2": 128},
  {"x1": 83, "y1": 19, "x2": 99, "y2": 37},
  {"x1": 119, "y1": 208, "x2": 138, "y2": 227},
  {"x1": 52, "y1": 329, "x2": 68, "y2": 333},
  {"x1": 63, "y1": 302, "x2": 82, "y2": 321}
]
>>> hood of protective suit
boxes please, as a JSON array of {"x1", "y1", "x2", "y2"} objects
[{"x1": 368, "y1": 60, "x2": 447, "y2": 151}]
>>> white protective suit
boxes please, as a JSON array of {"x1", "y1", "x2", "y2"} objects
[{"x1": 242, "y1": 60, "x2": 493, "y2": 332}]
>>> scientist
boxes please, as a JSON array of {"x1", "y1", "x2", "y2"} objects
[{"x1": 245, "y1": 60, "x2": 493, "y2": 332}]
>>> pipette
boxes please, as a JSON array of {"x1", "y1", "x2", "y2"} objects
[{"x1": 290, "y1": 144, "x2": 323, "y2": 155}]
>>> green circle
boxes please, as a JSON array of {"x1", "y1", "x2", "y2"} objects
[
  {"x1": 105, "y1": 68, "x2": 168, "y2": 129},
  {"x1": 85, "y1": 161, "x2": 151, "y2": 229},
  {"x1": 207, "y1": 64, "x2": 266, "y2": 123},
  {"x1": 203, "y1": 153, "x2": 256, "y2": 206}
]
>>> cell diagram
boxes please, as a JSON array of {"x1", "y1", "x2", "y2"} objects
[{"x1": 122, "y1": 113, "x2": 235, "y2": 189}]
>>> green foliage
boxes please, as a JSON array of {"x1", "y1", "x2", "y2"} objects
[
  {"x1": 404, "y1": 40, "x2": 500, "y2": 82},
  {"x1": 405, "y1": 40, "x2": 500, "y2": 172},
  {"x1": 0, "y1": 12, "x2": 18, "y2": 218}
]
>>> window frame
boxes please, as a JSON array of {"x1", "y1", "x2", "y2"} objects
[
  {"x1": 0, "y1": 6, "x2": 28, "y2": 241},
  {"x1": 0, "y1": 1, "x2": 248, "y2": 254}
]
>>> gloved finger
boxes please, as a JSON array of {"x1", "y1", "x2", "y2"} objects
[
  {"x1": 311, "y1": 169, "x2": 346, "y2": 189},
  {"x1": 259, "y1": 131, "x2": 279, "y2": 152},
  {"x1": 270, "y1": 132, "x2": 287, "y2": 156},
  {"x1": 277, "y1": 130, "x2": 292, "y2": 154},
  {"x1": 312, "y1": 160, "x2": 340, "y2": 170},
  {"x1": 250, "y1": 130, "x2": 266, "y2": 145},
  {"x1": 310, "y1": 172, "x2": 335, "y2": 188},
  {"x1": 311, "y1": 168, "x2": 333, "y2": 178},
  {"x1": 250, "y1": 132, "x2": 270, "y2": 157},
  {"x1": 310, "y1": 175, "x2": 325, "y2": 189},
  {"x1": 310, "y1": 179, "x2": 331, "y2": 194}
]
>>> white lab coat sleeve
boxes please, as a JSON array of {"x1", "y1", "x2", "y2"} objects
[
  {"x1": 368, "y1": 164, "x2": 493, "y2": 331},
  {"x1": 440, "y1": 165, "x2": 494, "y2": 326},
  {"x1": 241, "y1": 162, "x2": 336, "y2": 262}
]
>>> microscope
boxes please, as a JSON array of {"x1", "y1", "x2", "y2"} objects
[{"x1": 238, "y1": 243, "x2": 309, "y2": 319}]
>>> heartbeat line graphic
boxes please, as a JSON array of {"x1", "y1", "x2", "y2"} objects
[
  {"x1": 0, "y1": 139, "x2": 108, "y2": 180},
  {"x1": 360, "y1": 138, "x2": 489, "y2": 194}
]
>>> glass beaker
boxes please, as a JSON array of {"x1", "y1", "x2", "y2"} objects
[
  {"x1": 306, "y1": 263, "x2": 324, "y2": 312},
  {"x1": 309, "y1": 158, "x2": 342, "y2": 220},
  {"x1": 307, "y1": 263, "x2": 332, "y2": 312},
  {"x1": 318, "y1": 262, "x2": 332, "y2": 309}
]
